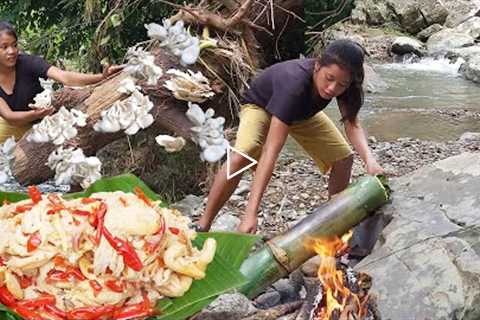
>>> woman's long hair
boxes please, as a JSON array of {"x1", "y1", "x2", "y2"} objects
[
  {"x1": 317, "y1": 39, "x2": 365, "y2": 124},
  {"x1": 0, "y1": 21, "x2": 17, "y2": 40}
]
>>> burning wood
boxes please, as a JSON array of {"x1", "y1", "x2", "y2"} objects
[{"x1": 307, "y1": 232, "x2": 380, "y2": 320}]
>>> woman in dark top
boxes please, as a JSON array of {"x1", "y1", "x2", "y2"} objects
[
  {"x1": 0, "y1": 21, "x2": 121, "y2": 142},
  {"x1": 198, "y1": 39, "x2": 384, "y2": 233}
]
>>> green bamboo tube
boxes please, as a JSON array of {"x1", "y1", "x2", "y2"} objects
[{"x1": 239, "y1": 175, "x2": 389, "y2": 298}]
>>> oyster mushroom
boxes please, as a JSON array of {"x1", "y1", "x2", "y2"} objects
[{"x1": 164, "y1": 69, "x2": 214, "y2": 103}]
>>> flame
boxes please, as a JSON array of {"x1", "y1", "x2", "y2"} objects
[{"x1": 307, "y1": 231, "x2": 368, "y2": 320}]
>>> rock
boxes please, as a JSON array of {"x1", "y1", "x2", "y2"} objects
[
  {"x1": 387, "y1": 0, "x2": 448, "y2": 34},
  {"x1": 233, "y1": 180, "x2": 250, "y2": 196},
  {"x1": 301, "y1": 255, "x2": 321, "y2": 277},
  {"x1": 459, "y1": 132, "x2": 480, "y2": 143},
  {"x1": 459, "y1": 55, "x2": 480, "y2": 83},
  {"x1": 427, "y1": 28, "x2": 475, "y2": 54},
  {"x1": 254, "y1": 290, "x2": 282, "y2": 309},
  {"x1": 455, "y1": 16, "x2": 480, "y2": 39},
  {"x1": 195, "y1": 293, "x2": 257, "y2": 320},
  {"x1": 417, "y1": 23, "x2": 443, "y2": 41},
  {"x1": 391, "y1": 36, "x2": 425, "y2": 56},
  {"x1": 272, "y1": 279, "x2": 301, "y2": 303},
  {"x1": 443, "y1": 0, "x2": 480, "y2": 27},
  {"x1": 451, "y1": 45, "x2": 480, "y2": 61},
  {"x1": 363, "y1": 64, "x2": 389, "y2": 93},
  {"x1": 210, "y1": 214, "x2": 240, "y2": 231},
  {"x1": 171, "y1": 194, "x2": 204, "y2": 217},
  {"x1": 351, "y1": 0, "x2": 391, "y2": 25},
  {"x1": 356, "y1": 152, "x2": 480, "y2": 319}
]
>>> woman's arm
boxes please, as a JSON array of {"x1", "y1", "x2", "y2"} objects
[
  {"x1": 0, "y1": 98, "x2": 53, "y2": 126},
  {"x1": 238, "y1": 116, "x2": 289, "y2": 233},
  {"x1": 46, "y1": 65, "x2": 122, "y2": 87},
  {"x1": 339, "y1": 102, "x2": 384, "y2": 175}
]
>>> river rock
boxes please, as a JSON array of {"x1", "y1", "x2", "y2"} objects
[
  {"x1": 387, "y1": 0, "x2": 448, "y2": 34},
  {"x1": 459, "y1": 55, "x2": 480, "y2": 83},
  {"x1": 427, "y1": 28, "x2": 475, "y2": 54},
  {"x1": 171, "y1": 194, "x2": 204, "y2": 217},
  {"x1": 442, "y1": 0, "x2": 480, "y2": 27},
  {"x1": 210, "y1": 214, "x2": 241, "y2": 231},
  {"x1": 364, "y1": 64, "x2": 389, "y2": 93},
  {"x1": 194, "y1": 293, "x2": 257, "y2": 320},
  {"x1": 455, "y1": 16, "x2": 480, "y2": 39},
  {"x1": 356, "y1": 152, "x2": 480, "y2": 320},
  {"x1": 417, "y1": 23, "x2": 443, "y2": 41},
  {"x1": 459, "y1": 132, "x2": 480, "y2": 143},
  {"x1": 351, "y1": 0, "x2": 391, "y2": 25},
  {"x1": 391, "y1": 36, "x2": 425, "y2": 56}
]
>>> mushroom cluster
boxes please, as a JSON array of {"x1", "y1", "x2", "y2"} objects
[
  {"x1": 186, "y1": 102, "x2": 228, "y2": 163},
  {"x1": 124, "y1": 47, "x2": 164, "y2": 85},
  {"x1": 145, "y1": 20, "x2": 200, "y2": 66},
  {"x1": 93, "y1": 84, "x2": 154, "y2": 135},
  {"x1": 30, "y1": 78, "x2": 55, "y2": 109},
  {"x1": 0, "y1": 137, "x2": 16, "y2": 184},
  {"x1": 47, "y1": 147, "x2": 102, "y2": 188},
  {"x1": 164, "y1": 69, "x2": 214, "y2": 103},
  {"x1": 27, "y1": 107, "x2": 88, "y2": 145}
]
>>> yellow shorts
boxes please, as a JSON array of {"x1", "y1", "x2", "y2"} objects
[
  {"x1": 0, "y1": 117, "x2": 31, "y2": 144},
  {"x1": 234, "y1": 104, "x2": 352, "y2": 173}
]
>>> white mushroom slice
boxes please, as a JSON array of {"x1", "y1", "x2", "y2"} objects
[
  {"x1": 66, "y1": 281, "x2": 127, "y2": 307},
  {"x1": 5, "y1": 270, "x2": 24, "y2": 299},
  {"x1": 163, "y1": 238, "x2": 216, "y2": 280},
  {"x1": 7, "y1": 250, "x2": 56, "y2": 271},
  {"x1": 156, "y1": 272, "x2": 193, "y2": 297},
  {"x1": 155, "y1": 135, "x2": 186, "y2": 153}
]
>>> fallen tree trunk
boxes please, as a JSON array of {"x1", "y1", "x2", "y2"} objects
[
  {"x1": 12, "y1": 0, "x2": 304, "y2": 186},
  {"x1": 239, "y1": 176, "x2": 389, "y2": 298}
]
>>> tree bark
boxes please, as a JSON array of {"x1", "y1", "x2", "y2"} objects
[{"x1": 12, "y1": 0, "x2": 304, "y2": 185}]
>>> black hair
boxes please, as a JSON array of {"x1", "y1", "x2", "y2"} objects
[
  {"x1": 316, "y1": 39, "x2": 365, "y2": 124},
  {"x1": 0, "y1": 21, "x2": 17, "y2": 40}
]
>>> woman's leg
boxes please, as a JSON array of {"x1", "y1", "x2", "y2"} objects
[
  {"x1": 328, "y1": 154, "x2": 353, "y2": 197},
  {"x1": 198, "y1": 104, "x2": 271, "y2": 231},
  {"x1": 289, "y1": 111, "x2": 353, "y2": 197},
  {"x1": 197, "y1": 153, "x2": 250, "y2": 231}
]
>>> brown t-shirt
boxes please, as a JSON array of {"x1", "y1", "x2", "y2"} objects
[
  {"x1": 242, "y1": 58, "x2": 333, "y2": 125},
  {"x1": 0, "y1": 53, "x2": 51, "y2": 112}
]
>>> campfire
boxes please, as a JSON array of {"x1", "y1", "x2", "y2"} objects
[{"x1": 306, "y1": 231, "x2": 379, "y2": 320}]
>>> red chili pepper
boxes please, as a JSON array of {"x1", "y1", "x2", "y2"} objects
[
  {"x1": 14, "y1": 305, "x2": 46, "y2": 320},
  {"x1": 94, "y1": 203, "x2": 107, "y2": 245},
  {"x1": 102, "y1": 227, "x2": 143, "y2": 271},
  {"x1": 15, "y1": 203, "x2": 34, "y2": 213},
  {"x1": 45, "y1": 269, "x2": 69, "y2": 283},
  {"x1": 43, "y1": 304, "x2": 67, "y2": 319},
  {"x1": 27, "y1": 186, "x2": 42, "y2": 204},
  {"x1": 105, "y1": 279, "x2": 125, "y2": 293},
  {"x1": 27, "y1": 231, "x2": 42, "y2": 252},
  {"x1": 66, "y1": 266, "x2": 86, "y2": 281},
  {"x1": 66, "y1": 305, "x2": 116, "y2": 320},
  {"x1": 112, "y1": 292, "x2": 153, "y2": 320},
  {"x1": 89, "y1": 280, "x2": 103, "y2": 296},
  {"x1": 81, "y1": 197, "x2": 100, "y2": 204},
  {"x1": 47, "y1": 194, "x2": 63, "y2": 206},
  {"x1": 72, "y1": 209, "x2": 91, "y2": 216},
  {"x1": 17, "y1": 294, "x2": 56, "y2": 309},
  {"x1": 169, "y1": 227, "x2": 180, "y2": 235},
  {"x1": 134, "y1": 186, "x2": 152, "y2": 207},
  {"x1": 0, "y1": 286, "x2": 16, "y2": 307},
  {"x1": 18, "y1": 275, "x2": 33, "y2": 289},
  {"x1": 0, "y1": 256, "x2": 5, "y2": 266},
  {"x1": 53, "y1": 255, "x2": 67, "y2": 267}
]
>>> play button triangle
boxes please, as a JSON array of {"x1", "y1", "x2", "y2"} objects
[{"x1": 226, "y1": 145, "x2": 258, "y2": 179}]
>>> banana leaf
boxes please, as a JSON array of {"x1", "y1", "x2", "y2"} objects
[{"x1": 0, "y1": 174, "x2": 259, "y2": 320}]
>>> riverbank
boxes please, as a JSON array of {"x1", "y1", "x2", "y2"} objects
[{"x1": 183, "y1": 134, "x2": 480, "y2": 237}]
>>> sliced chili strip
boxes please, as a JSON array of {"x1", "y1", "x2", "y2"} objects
[
  {"x1": 18, "y1": 275, "x2": 33, "y2": 289},
  {"x1": 134, "y1": 186, "x2": 152, "y2": 207},
  {"x1": 102, "y1": 227, "x2": 143, "y2": 271},
  {"x1": 94, "y1": 202, "x2": 107, "y2": 245},
  {"x1": 0, "y1": 286, "x2": 16, "y2": 307},
  {"x1": 15, "y1": 203, "x2": 34, "y2": 213},
  {"x1": 169, "y1": 227, "x2": 180, "y2": 235},
  {"x1": 105, "y1": 279, "x2": 125, "y2": 293},
  {"x1": 27, "y1": 186, "x2": 42, "y2": 204},
  {"x1": 17, "y1": 294, "x2": 56, "y2": 309},
  {"x1": 14, "y1": 305, "x2": 46, "y2": 320},
  {"x1": 89, "y1": 280, "x2": 102, "y2": 297},
  {"x1": 43, "y1": 304, "x2": 67, "y2": 319},
  {"x1": 66, "y1": 305, "x2": 116, "y2": 320},
  {"x1": 72, "y1": 209, "x2": 91, "y2": 216},
  {"x1": 27, "y1": 231, "x2": 42, "y2": 252}
]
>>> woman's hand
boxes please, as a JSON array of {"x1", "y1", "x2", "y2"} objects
[
  {"x1": 237, "y1": 214, "x2": 257, "y2": 234},
  {"x1": 365, "y1": 157, "x2": 384, "y2": 175},
  {"x1": 102, "y1": 64, "x2": 124, "y2": 79},
  {"x1": 32, "y1": 107, "x2": 55, "y2": 120}
]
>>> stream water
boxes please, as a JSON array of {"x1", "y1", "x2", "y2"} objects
[{"x1": 286, "y1": 58, "x2": 480, "y2": 154}]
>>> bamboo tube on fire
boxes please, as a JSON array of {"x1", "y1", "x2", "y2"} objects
[{"x1": 239, "y1": 175, "x2": 389, "y2": 298}]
